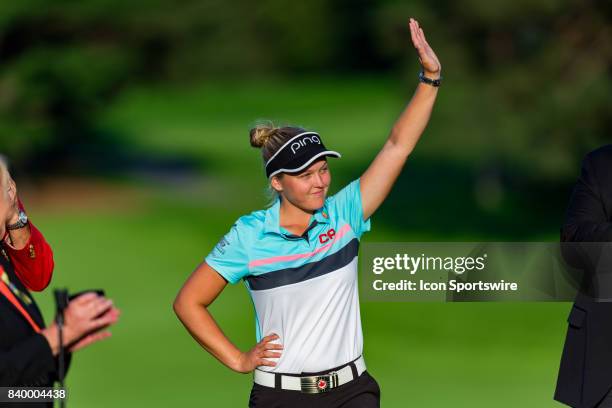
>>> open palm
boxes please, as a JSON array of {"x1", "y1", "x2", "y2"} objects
[{"x1": 409, "y1": 18, "x2": 441, "y2": 75}]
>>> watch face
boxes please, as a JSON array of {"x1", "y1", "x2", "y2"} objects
[{"x1": 18, "y1": 211, "x2": 28, "y2": 224}]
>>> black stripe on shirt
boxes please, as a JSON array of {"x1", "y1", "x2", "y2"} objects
[{"x1": 245, "y1": 238, "x2": 360, "y2": 290}]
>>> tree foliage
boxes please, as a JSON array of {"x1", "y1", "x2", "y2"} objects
[{"x1": 0, "y1": 0, "x2": 609, "y2": 174}]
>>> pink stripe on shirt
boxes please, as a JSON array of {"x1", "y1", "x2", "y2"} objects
[{"x1": 248, "y1": 223, "x2": 352, "y2": 268}]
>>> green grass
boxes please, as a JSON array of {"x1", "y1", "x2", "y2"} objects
[{"x1": 25, "y1": 76, "x2": 572, "y2": 406}]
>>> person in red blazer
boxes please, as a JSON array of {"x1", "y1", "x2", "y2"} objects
[
  {"x1": 0, "y1": 156, "x2": 120, "y2": 403},
  {"x1": 3, "y1": 198, "x2": 54, "y2": 292}
]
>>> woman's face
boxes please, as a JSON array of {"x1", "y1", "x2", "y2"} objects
[{"x1": 273, "y1": 158, "x2": 331, "y2": 212}]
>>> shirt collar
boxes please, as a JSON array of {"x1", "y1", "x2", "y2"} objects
[{"x1": 263, "y1": 197, "x2": 330, "y2": 236}]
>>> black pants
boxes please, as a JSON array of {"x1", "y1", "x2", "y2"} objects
[
  {"x1": 248, "y1": 370, "x2": 380, "y2": 408},
  {"x1": 597, "y1": 387, "x2": 612, "y2": 408}
]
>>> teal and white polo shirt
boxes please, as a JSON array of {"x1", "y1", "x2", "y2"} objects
[{"x1": 205, "y1": 178, "x2": 371, "y2": 374}]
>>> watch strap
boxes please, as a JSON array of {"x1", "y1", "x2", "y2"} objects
[
  {"x1": 418, "y1": 70, "x2": 442, "y2": 87},
  {"x1": 7, "y1": 211, "x2": 28, "y2": 230}
]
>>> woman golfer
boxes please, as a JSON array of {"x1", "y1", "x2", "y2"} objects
[{"x1": 174, "y1": 18, "x2": 440, "y2": 407}]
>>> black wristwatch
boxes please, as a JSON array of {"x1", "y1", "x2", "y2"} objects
[
  {"x1": 7, "y1": 210, "x2": 28, "y2": 230},
  {"x1": 418, "y1": 70, "x2": 442, "y2": 87}
]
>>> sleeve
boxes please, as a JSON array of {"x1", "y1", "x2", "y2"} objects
[
  {"x1": 560, "y1": 154, "x2": 612, "y2": 299},
  {"x1": 204, "y1": 221, "x2": 250, "y2": 284},
  {"x1": 328, "y1": 178, "x2": 371, "y2": 239},
  {"x1": 562, "y1": 155, "x2": 612, "y2": 243},
  {"x1": 0, "y1": 333, "x2": 56, "y2": 386},
  {"x1": 4, "y1": 222, "x2": 54, "y2": 292}
]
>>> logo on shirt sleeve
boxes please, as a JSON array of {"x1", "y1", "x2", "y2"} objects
[{"x1": 214, "y1": 237, "x2": 230, "y2": 254}]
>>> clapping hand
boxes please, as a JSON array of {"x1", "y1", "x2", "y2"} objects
[
  {"x1": 5, "y1": 178, "x2": 19, "y2": 226},
  {"x1": 41, "y1": 292, "x2": 121, "y2": 355}
]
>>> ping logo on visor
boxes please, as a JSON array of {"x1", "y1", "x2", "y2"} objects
[
  {"x1": 265, "y1": 132, "x2": 341, "y2": 178},
  {"x1": 290, "y1": 134, "x2": 320, "y2": 154}
]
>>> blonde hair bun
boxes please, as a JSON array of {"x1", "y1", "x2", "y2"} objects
[{"x1": 249, "y1": 124, "x2": 278, "y2": 148}]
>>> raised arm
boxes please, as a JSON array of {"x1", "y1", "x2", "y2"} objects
[
  {"x1": 361, "y1": 18, "x2": 441, "y2": 220},
  {"x1": 3, "y1": 180, "x2": 54, "y2": 291}
]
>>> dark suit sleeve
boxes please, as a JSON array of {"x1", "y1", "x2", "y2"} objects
[
  {"x1": 562, "y1": 155, "x2": 612, "y2": 242},
  {"x1": 0, "y1": 333, "x2": 56, "y2": 386},
  {"x1": 0, "y1": 333, "x2": 72, "y2": 386}
]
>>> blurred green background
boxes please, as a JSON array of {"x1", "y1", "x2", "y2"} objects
[{"x1": 1, "y1": 0, "x2": 610, "y2": 406}]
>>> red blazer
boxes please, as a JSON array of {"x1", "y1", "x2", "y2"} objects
[{"x1": 2, "y1": 201, "x2": 54, "y2": 291}]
